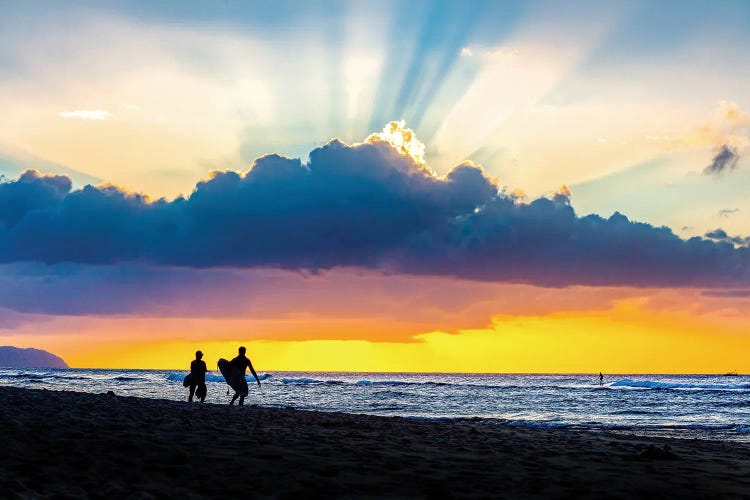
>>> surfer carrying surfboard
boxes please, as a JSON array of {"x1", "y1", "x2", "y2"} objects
[
  {"x1": 187, "y1": 350, "x2": 208, "y2": 403},
  {"x1": 223, "y1": 346, "x2": 261, "y2": 406}
]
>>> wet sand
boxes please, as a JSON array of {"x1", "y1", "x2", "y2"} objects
[{"x1": 1, "y1": 386, "x2": 750, "y2": 498}]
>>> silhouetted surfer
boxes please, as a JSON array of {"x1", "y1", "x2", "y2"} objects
[
  {"x1": 229, "y1": 346, "x2": 261, "y2": 406},
  {"x1": 599, "y1": 372, "x2": 604, "y2": 386},
  {"x1": 189, "y1": 351, "x2": 207, "y2": 403}
]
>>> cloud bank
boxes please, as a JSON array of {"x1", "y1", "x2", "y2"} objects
[
  {"x1": 1, "y1": 132, "x2": 748, "y2": 287},
  {"x1": 0, "y1": 263, "x2": 651, "y2": 337}
]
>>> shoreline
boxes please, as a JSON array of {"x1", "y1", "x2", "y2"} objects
[{"x1": 2, "y1": 386, "x2": 750, "y2": 498}]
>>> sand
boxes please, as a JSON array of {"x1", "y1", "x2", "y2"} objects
[{"x1": 1, "y1": 386, "x2": 750, "y2": 498}]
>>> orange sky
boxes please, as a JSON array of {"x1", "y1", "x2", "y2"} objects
[{"x1": 7, "y1": 286, "x2": 749, "y2": 373}]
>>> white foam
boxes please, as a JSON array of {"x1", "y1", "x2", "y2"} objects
[{"x1": 610, "y1": 379, "x2": 750, "y2": 391}]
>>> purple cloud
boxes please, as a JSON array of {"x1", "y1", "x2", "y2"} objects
[{"x1": 701, "y1": 289, "x2": 750, "y2": 298}]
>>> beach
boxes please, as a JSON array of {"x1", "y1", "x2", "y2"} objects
[{"x1": 2, "y1": 386, "x2": 750, "y2": 498}]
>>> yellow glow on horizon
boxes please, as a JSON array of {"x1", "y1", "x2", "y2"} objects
[{"x1": 26, "y1": 299, "x2": 750, "y2": 374}]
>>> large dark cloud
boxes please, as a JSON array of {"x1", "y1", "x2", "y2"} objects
[
  {"x1": 0, "y1": 170, "x2": 71, "y2": 228},
  {"x1": 0, "y1": 138, "x2": 749, "y2": 287},
  {"x1": 703, "y1": 144, "x2": 740, "y2": 175},
  {"x1": 397, "y1": 200, "x2": 749, "y2": 286}
]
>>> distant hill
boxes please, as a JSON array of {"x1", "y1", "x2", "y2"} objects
[{"x1": 0, "y1": 346, "x2": 69, "y2": 368}]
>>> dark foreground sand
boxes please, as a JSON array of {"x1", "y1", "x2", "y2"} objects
[{"x1": 2, "y1": 387, "x2": 750, "y2": 499}]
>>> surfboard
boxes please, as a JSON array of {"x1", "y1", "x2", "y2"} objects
[
  {"x1": 218, "y1": 358, "x2": 232, "y2": 386},
  {"x1": 218, "y1": 358, "x2": 247, "y2": 396},
  {"x1": 183, "y1": 373, "x2": 193, "y2": 387}
]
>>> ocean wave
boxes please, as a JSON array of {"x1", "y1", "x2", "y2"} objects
[
  {"x1": 281, "y1": 377, "x2": 323, "y2": 384},
  {"x1": 356, "y1": 380, "x2": 416, "y2": 387},
  {"x1": 503, "y1": 420, "x2": 739, "y2": 432},
  {"x1": 166, "y1": 373, "x2": 272, "y2": 383},
  {"x1": 0, "y1": 372, "x2": 151, "y2": 383},
  {"x1": 145, "y1": 371, "x2": 620, "y2": 391},
  {"x1": 108, "y1": 376, "x2": 149, "y2": 382},
  {"x1": 716, "y1": 400, "x2": 750, "y2": 409},
  {"x1": 4, "y1": 372, "x2": 53, "y2": 379},
  {"x1": 610, "y1": 409, "x2": 657, "y2": 416},
  {"x1": 279, "y1": 377, "x2": 345, "y2": 385},
  {"x1": 276, "y1": 377, "x2": 451, "y2": 387},
  {"x1": 3, "y1": 372, "x2": 89, "y2": 381},
  {"x1": 610, "y1": 379, "x2": 750, "y2": 391},
  {"x1": 166, "y1": 373, "x2": 188, "y2": 383},
  {"x1": 280, "y1": 379, "x2": 611, "y2": 390}
]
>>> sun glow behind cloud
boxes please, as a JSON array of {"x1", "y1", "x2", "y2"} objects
[
  {"x1": 366, "y1": 120, "x2": 427, "y2": 165},
  {"x1": 0, "y1": 1, "x2": 748, "y2": 236}
]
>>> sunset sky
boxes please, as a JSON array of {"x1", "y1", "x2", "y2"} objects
[{"x1": 1, "y1": 0, "x2": 749, "y2": 372}]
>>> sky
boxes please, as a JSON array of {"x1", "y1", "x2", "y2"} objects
[{"x1": 0, "y1": 0, "x2": 749, "y2": 372}]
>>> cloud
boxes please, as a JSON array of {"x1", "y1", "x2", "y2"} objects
[
  {"x1": 704, "y1": 228, "x2": 750, "y2": 247},
  {"x1": 58, "y1": 110, "x2": 112, "y2": 120},
  {"x1": 704, "y1": 228, "x2": 728, "y2": 240},
  {"x1": 0, "y1": 263, "x2": 643, "y2": 333},
  {"x1": 0, "y1": 131, "x2": 749, "y2": 287},
  {"x1": 693, "y1": 101, "x2": 749, "y2": 149},
  {"x1": 701, "y1": 289, "x2": 750, "y2": 299},
  {"x1": 365, "y1": 121, "x2": 427, "y2": 165},
  {"x1": 703, "y1": 144, "x2": 740, "y2": 176},
  {"x1": 0, "y1": 307, "x2": 51, "y2": 330},
  {"x1": 0, "y1": 170, "x2": 71, "y2": 228},
  {"x1": 649, "y1": 102, "x2": 748, "y2": 177},
  {"x1": 697, "y1": 102, "x2": 748, "y2": 176},
  {"x1": 717, "y1": 100, "x2": 750, "y2": 130},
  {"x1": 718, "y1": 208, "x2": 739, "y2": 218},
  {"x1": 5, "y1": 262, "x2": 745, "y2": 350},
  {"x1": 552, "y1": 184, "x2": 572, "y2": 205}
]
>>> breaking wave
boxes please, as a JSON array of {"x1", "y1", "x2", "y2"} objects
[
  {"x1": 610, "y1": 379, "x2": 750, "y2": 391},
  {"x1": 166, "y1": 373, "x2": 272, "y2": 383}
]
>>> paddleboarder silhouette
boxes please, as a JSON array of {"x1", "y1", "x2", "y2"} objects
[{"x1": 224, "y1": 346, "x2": 260, "y2": 406}]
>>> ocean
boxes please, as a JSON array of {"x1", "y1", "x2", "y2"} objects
[{"x1": 2, "y1": 369, "x2": 749, "y2": 442}]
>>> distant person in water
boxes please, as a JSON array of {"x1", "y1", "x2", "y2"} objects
[
  {"x1": 229, "y1": 346, "x2": 261, "y2": 406},
  {"x1": 189, "y1": 351, "x2": 207, "y2": 403},
  {"x1": 599, "y1": 372, "x2": 604, "y2": 386}
]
